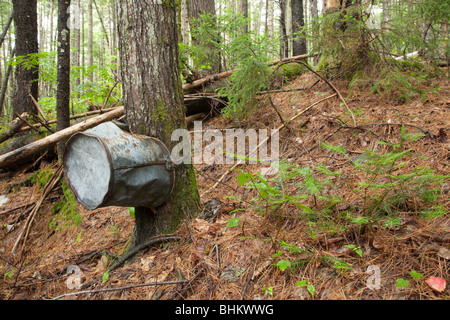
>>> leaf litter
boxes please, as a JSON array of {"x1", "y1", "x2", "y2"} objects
[{"x1": 0, "y1": 72, "x2": 449, "y2": 300}]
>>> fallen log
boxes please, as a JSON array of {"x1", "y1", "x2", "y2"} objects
[
  {"x1": 182, "y1": 53, "x2": 310, "y2": 92},
  {"x1": 18, "y1": 107, "x2": 118, "y2": 133},
  {"x1": 0, "y1": 113, "x2": 29, "y2": 144},
  {"x1": 1, "y1": 55, "x2": 311, "y2": 169},
  {"x1": 0, "y1": 107, "x2": 124, "y2": 169},
  {"x1": 18, "y1": 93, "x2": 227, "y2": 133},
  {"x1": 0, "y1": 131, "x2": 55, "y2": 169}
]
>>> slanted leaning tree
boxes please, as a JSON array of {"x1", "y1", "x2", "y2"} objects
[{"x1": 116, "y1": 0, "x2": 201, "y2": 247}]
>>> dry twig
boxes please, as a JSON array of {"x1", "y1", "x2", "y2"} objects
[
  {"x1": 200, "y1": 94, "x2": 337, "y2": 197},
  {"x1": 11, "y1": 164, "x2": 63, "y2": 256},
  {"x1": 51, "y1": 279, "x2": 190, "y2": 300}
]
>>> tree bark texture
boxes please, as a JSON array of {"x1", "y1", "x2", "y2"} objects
[
  {"x1": 116, "y1": 0, "x2": 200, "y2": 247},
  {"x1": 12, "y1": 0, "x2": 39, "y2": 117},
  {"x1": 292, "y1": 0, "x2": 307, "y2": 55},
  {"x1": 279, "y1": 0, "x2": 288, "y2": 58},
  {"x1": 56, "y1": 0, "x2": 71, "y2": 157},
  {"x1": 241, "y1": 0, "x2": 248, "y2": 34}
]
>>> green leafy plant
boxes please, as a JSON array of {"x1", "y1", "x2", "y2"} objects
[
  {"x1": 274, "y1": 259, "x2": 292, "y2": 272},
  {"x1": 186, "y1": 11, "x2": 278, "y2": 123},
  {"x1": 344, "y1": 244, "x2": 363, "y2": 257},
  {"x1": 102, "y1": 270, "x2": 110, "y2": 283},
  {"x1": 409, "y1": 270, "x2": 424, "y2": 279},
  {"x1": 262, "y1": 285, "x2": 273, "y2": 297},
  {"x1": 236, "y1": 161, "x2": 341, "y2": 220},
  {"x1": 3, "y1": 269, "x2": 15, "y2": 280},
  {"x1": 225, "y1": 218, "x2": 241, "y2": 228},
  {"x1": 323, "y1": 127, "x2": 448, "y2": 220},
  {"x1": 295, "y1": 280, "x2": 316, "y2": 298},
  {"x1": 396, "y1": 278, "x2": 410, "y2": 288}
]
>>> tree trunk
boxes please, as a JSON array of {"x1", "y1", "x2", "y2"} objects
[
  {"x1": 241, "y1": 0, "x2": 248, "y2": 34},
  {"x1": 285, "y1": 0, "x2": 293, "y2": 56},
  {"x1": 292, "y1": 0, "x2": 307, "y2": 55},
  {"x1": 309, "y1": 0, "x2": 318, "y2": 64},
  {"x1": 190, "y1": 0, "x2": 220, "y2": 76},
  {"x1": 72, "y1": 0, "x2": 81, "y2": 99},
  {"x1": 267, "y1": 0, "x2": 274, "y2": 58},
  {"x1": 81, "y1": 0, "x2": 85, "y2": 86},
  {"x1": 0, "y1": 9, "x2": 13, "y2": 48},
  {"x1": 382, "y1": 0, "x2": 390, "y2": 29},
  {"x1": 116, "y1": 0, "x2": 200, "y2": 247},
  {"x1": 56, "y1": 0, "x2": 71, "y2": 158},
  {"x1": 12, "y1": 0, "x2": 39, "y2": 117},
  {"x1": 0, "y1": 47, "x2": 14, "y2": 116},
  {"x1": 88, "y1": 0, "x2": 94, "y2": 82},
  {"x1": 181, "y1": 0, "x2": 191, "y2": 48},
  {"x1": 267, "y1": 0, "x2": 274, "y2": 39},
  {"x1": 279, "y1": 0, "x2": 289, "y2": 58}
]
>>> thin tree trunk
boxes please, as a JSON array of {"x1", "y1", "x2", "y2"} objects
[
  {"x1": 72, "y1": 0, "x2": 81, "y2": 99},
  {"x1": 382, "y1": 0, "x2": 390, "y2": 29},
  {"x1": 116, "y1": 0, "x2": 200, "y2": 247},
  {"x1": 81, "y1": 0, "x2": 85, "y2": 85},
  {"x1": 56, "y1": 0, "x2": 71, "y2": 158},
  {"x1": 309, "y1": 0, "x2": 318, "y2": 64},
  {"x1": 88, "y1": 0, "x2": 94, "y2": 82},
  {"x1": 0, "y1": 9, "x2": 13, "y2": 48},
  {"x1": 241, "y1": 0, "x2": 248, "y2": 34},
  {"x1": 93, "y1": 0, "x2": 110, "y2": 49},
  {"x1": 0, "y1": 46, "x2": 14, "y2": 116},
  {"x1": 267, "y1": 0, "x2": 274, "y2": 58},
  {"x1": 181, "y1": 0, "x2": 191, "y2": 47},
  {"x1": 286, "y1": 0, "x2": 293, "y2": 56},
  {"x1": 50, "y1": 1, "x2": 54, "y2": 53},
  {"x1": 279, "y1": 0, "x2": 288, "y2": 58}
]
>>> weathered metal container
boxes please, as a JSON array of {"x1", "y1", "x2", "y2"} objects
[{"x1": 63, "y1": 122, "x2": 175, "y2": 210}]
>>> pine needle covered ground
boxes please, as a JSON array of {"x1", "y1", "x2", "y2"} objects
[{"x1": 0, "y1": 70, "x2": 448, "y2": 300}]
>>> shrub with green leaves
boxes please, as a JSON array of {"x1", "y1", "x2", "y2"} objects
[
  {"x1": 322, "y1": 126, "x2": 448, "y2": 219},
  {"x1": 185, "y1": 10, "x2": 278, "y2": 123},
  {"x1": 304, "y1": 2, "x2": 446, "y2": 103},
  {"x1": 234, "y1": 127, "x2": 447, "y2": 238},
  {"x1": 236, "y1": 160, "x2": 341, "y2": 220}
]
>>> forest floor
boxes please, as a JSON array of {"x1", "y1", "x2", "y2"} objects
[{"x1": 0, "y1": 70, "x2": 449, "y2": 300}]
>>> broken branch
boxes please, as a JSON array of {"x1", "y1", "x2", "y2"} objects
[
  {"x1": 0, "y1": 107, "x2": 125, "y2": 169},
  {"x1": 200, "y1": 94, "x2": 337, "y2": 197},
  {"x1": 182, "y1": 54, "x2": 310, "y2": 92},
  {"x1": 0, "y1": 112, "x2": 29, "y2": 144},
  {"x1": 51, "y1": 279, "x2": 190, "y2": 300}
]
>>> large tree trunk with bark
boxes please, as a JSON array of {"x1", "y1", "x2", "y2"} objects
[
  {"x1": 12, "y1": 0, "x2": 39, "y2": 117},
  {"x1": 56, "y1": 0, "x2": 71, "y2": 157},
  {"x1": 292, "y1": 0, "x2": 307, "y2": 55},
  {"x1": 116, "y1": 0, "x2": 200, "y2": 247}
]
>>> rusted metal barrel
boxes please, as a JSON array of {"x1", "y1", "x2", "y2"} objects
[{"x1": 63, "y1": 121, "x2": 175, "y2": 210}]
